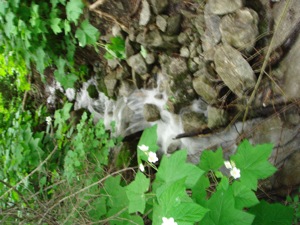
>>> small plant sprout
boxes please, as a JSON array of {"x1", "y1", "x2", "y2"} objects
[
  {"x1": 224, "y1": 161, "x2": 241, "y2": 179},
  {"x1": 139, "y1": 163, "x2": 145, "y2": 172},
  {"x1": 148, "y1": 151, "x2": 158, "y2": 163},
  {"x1": 46, "y1": 116, "x2": 52, "y2": 125},
  {"x1": 138, "y1": 144, "x2": 149, "y2": 152},
  {"x1": 162, "y1": 217, "x2": 178, "y2": 225}
]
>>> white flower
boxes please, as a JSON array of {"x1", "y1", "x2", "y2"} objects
[
  {"x1": 230, "y1": 167, "x2": 241, "y2": 179},
  {"x1": 139, "y1": 163, "x2": 145, "y2": 172},
  {"x1": 224, "y1": 161, "x2": 232, "y2": 169},
  {"x1": 46, "y1": 116, "x2": 52, "y2": 125},
  {"x1": 162, "y1": 217, "x2": 178, "y2": 225},
  {"x1": 138, "y1": 144, "x2": 149, "y2": 152},
  {"x1": 148, "y1": 151, "x2": 158, "y2": 163}
]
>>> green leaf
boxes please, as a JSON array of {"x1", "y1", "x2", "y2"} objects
[
  {"x1": 231, "y1": 140, "x2": 277, "y2": 190},
  {"x1": 4, "y1": 12, "x2": 16, "y2": 38},
  {"x1": 231, "y1": 181, "x2": 259, "y2": 209},
  {"x1": 153, "y1": 150, "x2": 204, "y2": 190},
  {"x1": 126, "y1": 172, "x2": 150, "y2": 213},
  {"x1": 102, "y1": 175, "x2": 129, "y2": 209},
  {"x1": 191, "y1": 175, "x2": 210, "y2": 205},
  {"x1": 201, "y1": 187, "x2": 255, "y2": 225},
  {"x1": 88, "y1": 197, "x2": 107, "y2": 221},
  {"x1": 104, "y1": 36, "x2": 126, "y2": 60},
  {"x1": 153, "y1": 179, "x2": 208, "y2": 225},
  {"x1": 249, "y1": 200, "x2": 294, "y2": 225},
  {"x1": 50, "y1": 17, "x2": 62, "y2": 34},
  {"x1": 75, "y1": 20, "x2": 100, "y2": 47},
  {"x1": 66, "y1": 0, "x2": 84, "y2": 24},
  {"x1": 64, "y1": 19, "x2": 71, "y2": 34},
  {"x1": 35, "y1": 47, "x2": 46, "y2": 73},
  {"x1": 198, "y1": 148, "x2": 224, "y2": 172},
  {"x1": 137, "y1": 124, "x2": 159, "y2": 162}
]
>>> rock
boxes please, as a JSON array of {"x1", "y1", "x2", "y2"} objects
[
  {"x1": 180, "y1": 46, "x2": 190, "y2": 58},
  {"x1": 208, "y1": 0, "x2": 243, "y2": 15},
  {"x1": 104, "y1": 73, "x2": 118, "y2": 97},
  {"x1": 193, "y1": 13, "x2": 205, "y2": 35},
  {"x1": 107, "y1": 59, "x2": 118, "y2": 70},
  {"x1": 145, "y1": 52, "x2": 156, "y2": 64},
  {"x1": 136, "y1": 29, "x2": 164, "y2": 47},
  {"x1": 125, "y1": 37, "x2": 135, "y2": 58},
  {"x1": 143, "y1": 104, "x2": 161, "y2": 122},
  {"x1": 214, "y1": 44, "x2": 256, "y2": 98},
  {"x1": 115, "y1": 66, "x2": 130, "y2": 80},
  {"x1": 168, "y1": 57, "x2": 188, "y2": 78},
  {"x1": 193, "y1": 74, "x2": 219, "y2": 104},
  {"x1": 220, "y1": 8, "x2": 259, "y2": 52},
  {"x1": 187, "y1": 58, "x2": 198, "y2": 73},
  {"x1": 166, "y1": 14, "x2": 182, "y2": 35},
  {"x1": 127, "y1": 53, "x2": 148, "y2": 75},
  {"x1": 87, "y1": 84, "x2": 99, "y2": 99},
  {"x1": 181, "y1": 111, "x2": 207, "y2": 133},
  {"x1": 150, "y1": 0, "x2": 168, "y2": 14},
  {"x1": 156, "y1": 15, "x2": 168, "y2": 32},
  {"x1": 139, "y1": 0, "x2": 151, "y2": 26},
  {"x1": 207, "y1": 106, "x2": 228, "y2": 128},
  {"x1": 204, "y1": 4, "x2": 222, "y2": 45},
  {"x1": 178, "y1": 31, "x2": 190, "y2": 45},
  {"x1": 119, "y1": 80, "x2": 135, "y2": 97}
]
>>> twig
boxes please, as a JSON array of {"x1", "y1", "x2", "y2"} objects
[
  {"x1": 89, "y1": 0, "x2": 106, "y2": 10},
  {"x1": 91, "y1": 9, "x2": 129, "y2": 33},
  {"x1": 242, "y1": 0, "x2": 292, "y2": 128},
  {"x1": 39, "y1": 167, "x2": 135, "y2": 224}
]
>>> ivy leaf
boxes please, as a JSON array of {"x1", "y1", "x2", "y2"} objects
[
  {"x1": 249, "y1": 200, "x2": 294, "y2": 225},
  {"x1": 153, "y1": 150, "x2": 204, "y2": 190},
  {"x1": 198, "y1": 148, "x2": 224, "y2": 172},
  {"x1": 50, "y1": 17, "x2": 62, "y2": 34},
  {"x1": 126, "y1": 172, "x2": 150, "y2": 213},
  {"x1": 201, "y1": 187, "x2": 254, "y2": 225},
  {"x1": 231, "y1": 140, "x2": 277, "y2": 190},
  {"x1": 66, "y1": 0, "x2": 84, "y2": 24},
  {"x1": 75, "y1": 20, "x2": 100, "y2": 47},
  {"x1": 87, "y1": 197, "x2": 107, "y2": 220}
]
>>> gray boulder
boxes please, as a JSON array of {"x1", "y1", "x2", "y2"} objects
[
  {"x1": 127, "y1": 53, "x2": 148, "y2": 75},
  {"x1": 143, "y1": 104, "x2": 161, "y2": 122},
  {"x1": 214, "y1": 44, "x2": 256, "y2": 98},
  {"x1": 208, "y1": 0, "x2": 243, "y2": 15}
]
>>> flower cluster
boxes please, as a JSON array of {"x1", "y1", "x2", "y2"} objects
[
  {"x1": 162, "y1": 217, "x2": 178, "y2": 225},
  {"x1": 138, "y1": 144, "x2": 158, "y2": 172},
  {"x1": 46, "y1": 116, "x2": 52, "y2": 125},
  {"x1": 224, "y1": 160, "x2": 241, "y2": 179}
]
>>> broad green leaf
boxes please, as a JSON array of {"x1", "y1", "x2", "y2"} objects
[
  {"x1": 75, "y1": 20, "x2": 100, "y2": 47},
  {"x1": 88, "y1": 197, "x2": 107, "y2": 221},
  {"x1": 137, "y1": 124, "x2": 159, "y2": 162},
  {"x1": 102, "y1": 175, "x2": 129, "y2": 209},
  {"x1": 201, "y1": 187, "x2": 254, "y2": 225},
  {"x1": 153, "y1": 150, "x2": 204, "y2": 190},
  {"x1": 249, "y1": 200, "x2": 294, "y2": 225},
  {"x1": 191, "y1": 175, "x2": 210, "y2": 205},
  {"x1": 199, "y1": 148, "x2": 224, "y2": 172},
  {"x1": 231, "y1": 182, "x2": 259, "y2": 209},
  {"x1": 126, "y1": 172, "x2": 150, "y2": 213},
  {"x1": 153, "y1": 179, "x2": 208, "y2": 225},
  {"x1": 50, "y1": 17, "x2": 62, "y2": 34},
  {"x1": 231, "y1": 140, "x2": 277, "y2": 190},
  {"x1": 66, "y1": 0, "x2": 84, "y2": 24},
  {"x1": 0, "y1": 1, "x2": 8, "y2": 15}
]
